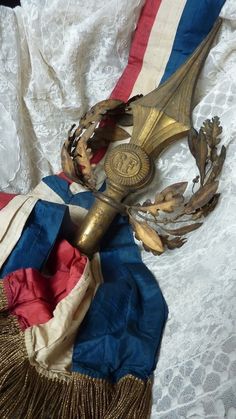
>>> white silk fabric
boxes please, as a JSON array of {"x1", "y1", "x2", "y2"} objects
[
  {"x1": 26, "y1": 259, "x2": 101, "y2": 373},
  {"x1": 0, "y1": 0, "x2": 235, "y2": 418}
]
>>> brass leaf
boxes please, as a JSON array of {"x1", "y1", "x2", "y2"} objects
[
  {"x1": 80, "y1": 99, "x2": 123, "y2": 127},
  {"x1": 137, "y1": 204, "x2": 160, "y2": 216},
  {"x1": 185, "y1": 181, "x2": 219, "y2": 214},
  {"x1": 210, "y1": 146, "x2": 218, "y2": 163},
  {"x1": 105, "y1": 95, "x2": 142, "y2": 126},
  {"x1": 202, "y1": 193, "x2": 221, "y2": 217},
  {"x1": 126, "y1": 94, "x2": 143, "y2": 105},
  {"x1": 74, "y1": 139, "x2": 96, "y2": 187},
  {"x1": 195, "y1": 129, "x2": 208, "y2": 185},
  {"x1": 136, "y1": 182, "x2": 187, "y2": 216},
  {"x1": 191, "y1": 194, "x2": 220, "y2": 219},
  {"x1": 203, "y1": 116, "x2": 222, "y2": 148},
  {"x1": 114, "y1": 113, "x2": 133, "y2": 126},
  {"x1": 206, "y1": 145, "x2": 226, "y2": 184},
  {"x1": 155, "y1": 182, "x2": 188, "y2": 203},
  {"x1": 162, "y1": 222, "x2": 203, "y2": 236},
  {"x1": 188, "y1": 127, "x2": 198, "y2": 158},
  {"x1": 61, "y1": 144, "x2": 77, "y2": 179},
  {"x1": 94, "y1": 125, "x2": 130, "y2": 142},
  {"x1": 156, "y1": 196, "x2": 185, "y2": 213},
  {"x1": 191, "y1": 210, "x2": 204, "y2": 220},
  {"x1": 160, "y1": 182, "x2": 188, "y2": 198},
  {"x1": 139, "y1": 195, "x2": 184, "y2": 216},
  {"x1": 130, "y1": 219, "x2": 164, "y2": 254},
  {"x1": 161, "y1": 235, "x2": 187, "y2": 249}
]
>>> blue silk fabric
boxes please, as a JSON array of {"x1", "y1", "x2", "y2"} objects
[
  {"x1": 0, "y1": 200, "x2": 67, "y2": 278},
  {"x1": 161, "y1": 0, "x2": 225, "y2": 83},
  {"x1": 0, "y1": 176, "x2": 168, "y2": 382},
  {"x1": 71, "y1": 190, "x2": 168, "y2": 381}
]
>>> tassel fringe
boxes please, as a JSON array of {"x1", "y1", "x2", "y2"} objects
[
  {"x1": 0, "y1": 283, "x2": 8, "y2": 311},
  {"x1": 0, "y1": 312, "x2": 152, "y2": 418}
]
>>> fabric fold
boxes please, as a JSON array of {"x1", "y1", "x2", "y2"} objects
[{"x1": 0, "y1": 176, "x2": 166, "y2": 418}]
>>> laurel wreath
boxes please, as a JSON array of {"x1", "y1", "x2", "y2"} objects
[{"x1": 61, "y1": 96, "x2": 226, "y2": 255}]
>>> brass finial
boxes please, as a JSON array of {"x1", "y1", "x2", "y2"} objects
[{"x1": 74, "y1": 19, "x2": 222, "y2": 256}]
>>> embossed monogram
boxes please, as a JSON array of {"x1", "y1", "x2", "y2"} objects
[
  {"x1": 112, "y1": 151, "x2": 140, "y2": 177},
  {"x1": 105, "y1": 144, "x2": 152, "y2": 188}
]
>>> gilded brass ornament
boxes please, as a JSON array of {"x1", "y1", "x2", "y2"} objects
[
  {"x1": 104, "y1": 144, "x2": 153, "y2": 188},
  {"x1": 61, "y1": 19, "x2": 224, "y2": 257}
]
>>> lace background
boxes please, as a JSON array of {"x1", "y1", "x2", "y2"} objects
[{"x1": 0, "y1": 0, "x2": 235, "y2": 417}]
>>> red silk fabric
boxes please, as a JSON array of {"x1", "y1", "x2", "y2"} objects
[
  {"x1": 110, "y1": 0, "x2": 162, "y2": 101},
  {"x1": 0, "y1": 192, "x2": 17, "y2": 210},
  {"x1": 2, "y1": 240, "x2": 87, "y2": 330}
]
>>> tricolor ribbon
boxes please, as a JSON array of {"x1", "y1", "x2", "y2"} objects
[{"x1": 0, "y1": 0, "x2": 225, "y2": 417}]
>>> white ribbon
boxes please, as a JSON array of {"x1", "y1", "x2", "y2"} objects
[{"x1": 0, "y1": 181, "x2": 87, "y2": 269}]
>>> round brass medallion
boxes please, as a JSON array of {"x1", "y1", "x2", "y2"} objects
[
  {"x1": 111, "y1": 150, "x2": 141, "y2": 178},
  {"x1": 105, "y1": 144, "x2": 153, "y2": 188}
]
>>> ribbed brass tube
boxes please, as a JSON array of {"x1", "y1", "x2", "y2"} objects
[{"x1": 75, "y1": 182, "x2": 128, "y2": 256}]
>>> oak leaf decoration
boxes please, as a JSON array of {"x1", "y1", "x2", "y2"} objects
[
  {"x1": 62, "y1": 100, "x2": 226, "y2": 257},
  {"x1": 203, "y1": 116, "x2": 222, "y2": 148},
  {"x1": 203, "y1": 116, "x2": 222, "y2": 162},
  {"x1": 137, "y1": 182, "x2": 187, "y2": 216},
  {"x1": 91, "y1": 124, "x2": 130, "y2": 144},
  {"x1": 161, "y1": 222, "x2": 203, "y2": 236},
  {"x1": 130, "y1": 218, "x2": 164, "y2": 254},
  {"x1": 195, "y1": 129, "x2": 208, "y2": 186},
  {"x1": 201, "y1": 193, "x2": 221, "y2": 217},
  {"x1": 137, "y1": 196, "x2": 184, "y2": 216},
  {"x1": 80, "y1": 99, "x2": 123, "y2": 128},
  {"x1": 191, "y1": 193, "x2": 221, "y2": 220},
  {"x1": 206, "y1": 145, "x2": 226, "y2": 184},
  {"x1": 113, "y1": 113, "x2": 133, "y2": 126},
  {"x1": 185, "y1": 181, "x2": 219, "y2": 214},
  {"x1": 188, "y1": 128, "x2": 198, "y2": 158},
  {"x1": 61, "y1": 144, "x2": 81, "y2": 182},
  {"x1": 74, "y1": 139, "x2": 96, "y2": 187},
  {"x1": 107, "y1": 94, "x2": 142, "y2": 126},
  {"x1": 161, "y1": 235, "x2": 187, "y2": 250},
  {"x1": 155, "y1": 182, "x2": 188, "y2": 203}
]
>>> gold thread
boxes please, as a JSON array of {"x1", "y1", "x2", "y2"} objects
[
  {"x1": 0, "y1": 314, "x2": 152, "y2": 418},
  {"x1": 0, "y1": 282, "x2": 8, "y2": 312}
]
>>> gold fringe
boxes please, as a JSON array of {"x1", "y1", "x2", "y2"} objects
[
  {"x1": 0, "y1": 313, "x2": 152, "y2": 419},
  {"x1": 0, "y1": 282, "x2": 8, "y2": 311}
]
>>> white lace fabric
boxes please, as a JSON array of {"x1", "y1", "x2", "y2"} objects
[
  {"x1": 0, "y1": 0, "x2": 144, "y2": 193},
  {"x1": 0, "y1": 0, "x2": 235, "y2": 418}
]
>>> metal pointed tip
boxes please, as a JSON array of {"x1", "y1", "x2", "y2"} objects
[
  {"x1": 133, "y1": 17, "x2": 222, "y2": 125},
  {"x1": 130, "y1": 18, "x2": 222, "y2": 156}
]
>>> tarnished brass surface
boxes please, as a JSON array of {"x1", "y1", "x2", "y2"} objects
[
  {"x1": 130, "y1": 19, "x2": 222, "y2": 157},
  {"x1": 75, "y1": 19, "x2": 221, "y2": 256},
  {"x1": 75, "y1": 182, "x2": 128, "y2": 256},
  {"x1": 76, "y1": 144, "x2": 154, "y2": 255},
  {"x1": 104, "y1": 143, "x2": 154, "y2": 188}
]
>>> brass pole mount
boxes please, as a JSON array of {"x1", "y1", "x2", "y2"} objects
[
  {"x1": 75, "y1": 143, "x2": 154, "y2": 256},
  {"x1": 74, "y1": 19, "x2": 222, "y2": 257}
]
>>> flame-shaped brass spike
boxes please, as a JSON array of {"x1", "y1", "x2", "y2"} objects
[
  {"x1": 74, "y1": 19, "x2": 222, "y2": 256},
  {"x1": 130, "y1": 18, "x2": 222, "y2": 157}
]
